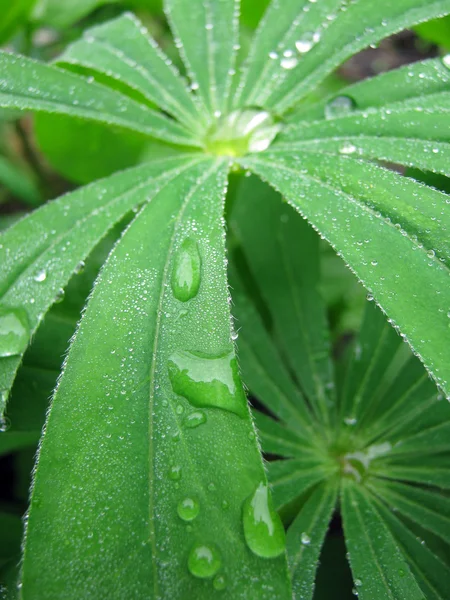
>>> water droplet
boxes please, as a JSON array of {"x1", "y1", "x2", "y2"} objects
[
  {"x1": 280, "y1": 56, "x2": 298, "y2": 70},
  {"x1": 168, "y1": 350, "x2": 247, "y2": 417},
  {"x1": 213, "y1": 574, "x2": 227, "y2": 591},
  {"x1": 176, "y1": 404, "x2": 184, "y2": 415},
  {"x1": 34, "y1": 270, "x2": 46, "y2": 282},
  {"x1": 427, "y1": 249, "x2": 435, "y2": 258},
  {"x1": 222, "y1": 499, "x2": 229, "y2": 510},
  {"x1": 344, "y1": 416, "x2": 357, "y2": 426},
  {"x1": 171, "y1": 238, "x2": 201, "y2": 302},
  {"x1": 205, "y1": 108, "x2": 280, "y2": 157},
  {"x1": 184, "y1": 410, "x2": 207, "y2": 429},
  {"x1": 74, "y1": 261, "x2": 85, "y2": 275},
  {"x1": 325, "y1": 95, "x2": 356, "y2": 119},
  {"x1": 295, "y1": 31, "x2": 320, "y2": 53},
  {"x1": 354, "y1": 578, "x2": 362, "y2": 587},
  {"x1": 188, "y1": 543, "x2": 221, "y2": 579},
  {"x1": 242, "y1": 482, "x2": 286, "y2": 558},
  {"x1": 339, "y1": 143, "x2": 357, "y2": 155},
  {"x1": 177, "y1": 497, "x2": 199, "y2": 521},
  {"x1": 0, "y1": 415, "x2": 11, "y2": 432},
  {"x1": 301, "y1": 532, "x2": 311, "y2": 545},
  {"x1": 0, "y1": 306, "x2": 30, "y2": 358},
  {"x1": 208, "y1": 482, "x2": 216, "y2": 492},
  {"x1": 268, "y1": 51, "x2": 278, "y2": 59},
  {"x1": 442, "y1": 54, "x2": 450, "y2": 69},
  {"x1": 54, "y1": 288, "x2": 65, "y2": 303},
  {"x1": 168, "y1": 465, "x2": 182, "y2": 481}
]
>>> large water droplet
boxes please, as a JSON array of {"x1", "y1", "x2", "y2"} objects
[
  {"x1": 188, "y1": 543, "x2": 221, "y2": 579},
  {"x1": 242, "y1": 482, "x2": 286, "y2": 558},
  {"x1": 295, "y1": 31, "x2": 320, "y2": 53},
  {"x1": 168, "y1": 465, "x2": 182, "y2": 481},
  {"x1": 171, "y1": 238, "x2": 201, "y2": 302},
  {"x1": 442, "y1": 54, "x2": 450, "y2": 69},
  {"x1": 168, "y1": 350, "x2": 247, "y2": 417},
  {"x1": 184, "y1": 410, "x2": 207, "y2": 429},
  {"x1": 177, "y1": 497, "x2": 199, "y2": 521},
  {"x1": 0, "y1": 306, "x2": 30, "y2": 358},
  {"x1": 325, "y1": 95, "x2": 356, "y2": 119},
  {"x1": 205, "y1": 109, "x2": 280, "y2": 157},
  {"x1": 280, "y1": 56, "x2": 298, "y2": 70}
]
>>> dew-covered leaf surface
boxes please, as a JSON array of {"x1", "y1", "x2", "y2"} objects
[
  {"x1": 229, "y1": 175, "x2": 450, "y2": 599},
  {"x1": 19, "y1": 159, "x2": 291, "y2": 599},
  {"x1": 242, "y1": 150, "x2": 450, "y2": 399},
  {"x1": 0, "y1": 156, "x2": 196, "y2": 417}
]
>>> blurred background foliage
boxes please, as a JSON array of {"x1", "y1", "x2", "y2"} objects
[{"x1": 1, "y1": 2, "x2": 450, "y2": 598}]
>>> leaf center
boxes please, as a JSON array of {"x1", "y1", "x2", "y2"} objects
[{"x1": 204, "y1": 108, "x2": 281, "y2": 157}]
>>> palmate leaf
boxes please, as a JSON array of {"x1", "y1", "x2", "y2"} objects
[
  {"x1": 230, "y1": 176, "x2": 450, "y2": 598},
  {"x1": 20, "y1": 159, "x2": 291, "y2": 599},
  {"x1": 0, "y1": 156, "x2": 196, "y2": 417},
  {"x1": 1, "y1": 0, "x2": 450, "y2": 597}
]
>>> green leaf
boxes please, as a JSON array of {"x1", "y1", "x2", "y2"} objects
[
  {"x1": 0, "y1": 0, "x2": 36, "y2": 45},
  {"x1": 287, "y1": 479, "x2": 338, "y2": 600},
  {"x1": 57, "y1": 13, "x2": 205, "y2": 134},
  {"x1": 243, "y1": 151, "x2": 450, "y2": 397},
  {"x1": 280, "y1": 93, "x2": 450, "y2": 177},
  {"x1": 165, "y1": 0, "x2": 240, "y2": 116},
  {"x1": 235, "y1": 0, "x2": 450, "y2": 113},
  {"x1": 0, "y1": 52, "x2": 199, "y2": 147},
  {"x1": 0, "y1": 155, "x2": 41, "y2": 206},
  {"x1": 341, "y1": 480, "x2": 424, "y2": 600},
  {"x1": 369, "y1": 480, "x2": 450, "y2": 545},
  {"x1": 20, "y1": 158, "x2": 292, "y2": 599},
  {"x1": 415, "y1": 15, "x2": 450, "y2": 49},
  {"x1": 32, "y1": 0, "x2": 118, "y2": 29},
  {"x1": 0, "y1": 156, "x2": 195, "y2": 415},
  {"x1": 288, "y1": 57, "x2": 450, "y2": 124},
  {"x1": 376, "y1": 498, "x2": 450, "y2": 600},
  {"x1": 230, "y1": 175, "x2": 334, "y2": 428},
  {"x1": 338, "y1": 302, "x2": 402, "y2": 432},
  {"x1": 268, "y1": 458, "x2": 337, "y2": 511}
]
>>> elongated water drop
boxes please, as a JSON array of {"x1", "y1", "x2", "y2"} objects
[
  {"x1": 168, "y1": 350, "x2": 247, "y2": 417},
  {"x1": 171, "y1": 238, "x2": 201, "y2": 302},
  {"x1": 188, "y1": 543, "x2": 221, "y2": 579},
  {"x1": 442, "y1": 54, "x2": 450, "y2": 69},
  {"x1": 177, "y1": 497, "x2": 200, "y2": 521},
  {"x1": 0, "y1": 306, "x2": 30, "y2": 358},
  {"x1": 184, "y1": 410, "x2": 207, "y2": 429},
  {"x1": 325, "y1": 95, "x2": 356, "y2": 119},
  {"x1": 242, "y1": 482, "x2": 286, "y2": 558}
]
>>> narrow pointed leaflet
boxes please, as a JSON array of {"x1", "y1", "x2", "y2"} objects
[
  {"x1": 20, "y1": 159, "x2": 291, "y2": 599},
  {"x1": 0, "y1": 156, "x2": 196, "y2": 417}
]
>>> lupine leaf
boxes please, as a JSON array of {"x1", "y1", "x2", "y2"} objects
[
  {"x1": 32, "y1": 0, "x2": 118, "y2": 29},
  {"x1": 288, "y1": 57, "x2": 450, "y2": 124},
  {"x1": 287, "y1": 479, "x2": 338, "y2": 600},
  {"x1": 57, "y1": 13, "x2": 205, "y2": 134},
  {"x1": 243, "y1": 151, "x2": 450, "y2": 397},
  {"x1": 376, "y1": 498, "x2": 450, "y2": 600},
  {"x1": 0, "y1": 53, "x2": 199, "y2": 147},
  {"x1": 341, "y1": 480, "x2": 424, "y2": 600},
  {"x1": 235, "y1": 0, "x2": 450, "y2": 113},
  {"x1": 369, "y1": 480, "x2": 450, "y2": 545},
  {"x1": 230, "y1": 175, "x2": 334, "y2": 427},
  {"x1": 165, "y1": 0, "x2": 240, "y2": 116},
  {"x1": 0, "y1": 156, "x2": 196, "y2": 416},
  {"x1": 20, "y1": 158, "x2": 292, "y2": 599},
  {"x1": 0, "y1": 0, "x2": 35, "y2": 45}
]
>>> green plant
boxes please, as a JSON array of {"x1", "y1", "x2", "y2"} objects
[{"x1": 0, "y1": 1, "x2": 450, "y2": 598}]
